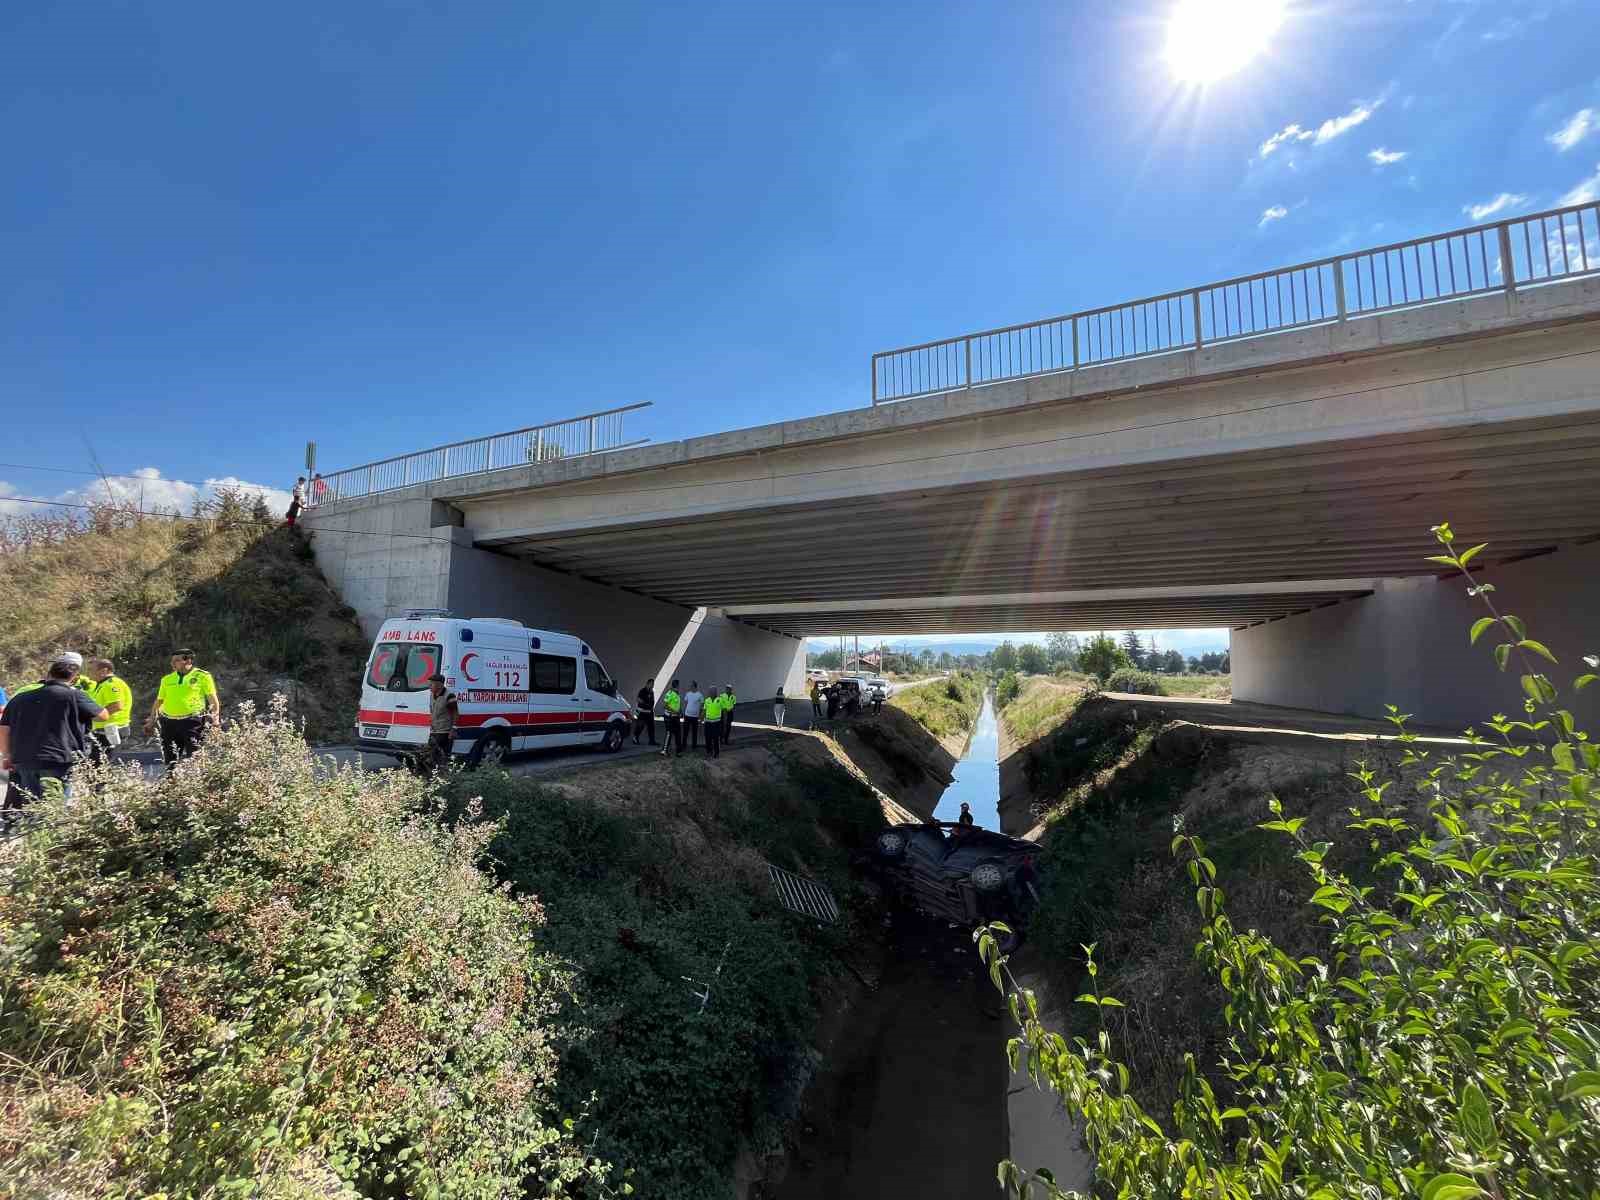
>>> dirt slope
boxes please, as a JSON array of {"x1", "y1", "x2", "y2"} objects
[{"x1": 0, "y1": 506, "x2": 365, "y2": 742}]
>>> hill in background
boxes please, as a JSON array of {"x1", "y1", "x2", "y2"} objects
[{"x1": 0, "y1": 493, "x2": 366, "y2": 742}]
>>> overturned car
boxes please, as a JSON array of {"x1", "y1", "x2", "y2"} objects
[{"x1": 869, "y1": 822, "x2": 1040, "y2": 953}]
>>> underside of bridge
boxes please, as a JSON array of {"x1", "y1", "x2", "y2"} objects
[{"x1": 473, "y1": 413, "x2": 1600, "y2": 636}]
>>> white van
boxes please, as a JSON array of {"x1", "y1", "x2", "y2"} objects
[{"x1": 357, "y1": 612, "x2": 633, "y2": 766}]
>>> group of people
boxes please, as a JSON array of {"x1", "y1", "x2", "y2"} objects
[
  {"x1": 284, "y1": 473, "x2": 332, "y2": 527},
  {"x1": 0, "y1": 649, "x2": 222, "y2": 823},
  {"x1": 633, "y1": 678, "x2": 755, "y2": 759}
]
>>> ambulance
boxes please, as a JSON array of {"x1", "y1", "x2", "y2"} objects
[{"x1": 356, "y1": 611, "x2": 634, "y2": 767}]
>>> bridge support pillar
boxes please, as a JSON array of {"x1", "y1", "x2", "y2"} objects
[{"x1": 1231, "y1": 541, "x2": 1600, "y2": 731}]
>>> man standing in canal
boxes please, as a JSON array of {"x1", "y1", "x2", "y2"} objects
[
  {"x1": 659, "y1": 678, "x2": 683, "y2": 757},
  {"x1": 683, "y1": 680, "x2": 704, "y2": 749},
  {"x1": 702, "y1": 687, "x2": 722, "y2": 759}
]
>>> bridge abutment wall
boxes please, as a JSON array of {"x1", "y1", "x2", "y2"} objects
[
  {"x1": 1231, "y1": 541, "x2": 1600, "y2": 730},
  {"x1": 305, "y1": 502, "x2": 804, "y2": 709}
]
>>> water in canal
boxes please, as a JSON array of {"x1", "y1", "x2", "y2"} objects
[{"x1": 933, "y1": 692, "x2": 1001, "y2": 830}]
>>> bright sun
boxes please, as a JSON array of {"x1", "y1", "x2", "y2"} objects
[{"x1": 1165, "y1": 0, "x2": 1286, "y2": 84}]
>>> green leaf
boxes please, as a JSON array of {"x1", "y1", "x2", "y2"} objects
[
  {"x1": 1457, "y1": 543, "x2": 1487, "y2": 566},
  {"x1": 1425, "y1": 554, "x2": 1459, "y2": 568},
  {"x1": 1494, "y1": 643, "x2": 1511, "y2": 672},
  {"x1": 1519, "y1": 638, "x2": 1557, "y2": 663},
  {"x1": 1560, "y1": 1070, "x2": 1600, "y2": 1100},
  {"x1": 1502, "y1": 614, "x2": 1526, "y2": 640},
  {"x1": 1575, "y1": 673, "x2": 1597, "y2": 692},
  {"x1": 1420, "y1": 1174, "x2": 1484, "y2": 1200},
  {"x1": 1469, "y1": 617, "x2": 1496, "y2": 645},
  {"x1": 1458, "y1": 1082, "x2": 1498, "y2": 1155}
]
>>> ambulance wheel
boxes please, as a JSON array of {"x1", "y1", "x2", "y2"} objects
[
  {"x1": 467, "y1": 731, "x2": 510, "y2": 771},
  {"x1": 600, "y1": 722, "x2": 626, "y2": 753}
]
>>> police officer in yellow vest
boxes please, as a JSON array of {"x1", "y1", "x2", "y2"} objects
[
  {"x1": 144, "y1": 649, "x2": 220, "y2": 768},
  {"x1": 84, "y1": 657, "x2": 134, "y2": 766},
  {"x1": 721, "y1": 683, "x2": 737, "y2": 745},
  {"x1": 659, "y1": 678, "x2": 683, "y2": 757}
]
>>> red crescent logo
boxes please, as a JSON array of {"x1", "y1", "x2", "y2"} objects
[{"x1": 461, "y1": 652, "x2": 480, "y2": 682}]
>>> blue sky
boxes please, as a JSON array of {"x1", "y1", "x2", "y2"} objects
[{"x1": 4, "y1": 0, "x2": 1598, "y2": 646}]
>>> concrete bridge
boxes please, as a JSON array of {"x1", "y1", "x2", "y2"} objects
[{"x1": 306, "y1": 203, "x2": 1600, "y2": 728}]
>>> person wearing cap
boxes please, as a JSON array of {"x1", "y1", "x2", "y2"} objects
[
  {"x1": 954, "y1": 801, "x2": 976, "y2": 840},
  {"x1": 0, "y1": 655, "x2": 109, "y2": 822},
  {"x1": 83, "y1": 658, "x2": 134, "y2": 766},
  {"x1": 426, "y1": 673, "x2": 458, "y2": 774},
  {"x1": 145, "y1": 649, "x2": 220, "y2": 768},
  {"x1": 721, "y1": 682, "x2": 737, "y2": 745}
]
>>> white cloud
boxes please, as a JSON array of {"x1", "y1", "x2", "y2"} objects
[
  {"x1": 1368, "y1": 147, "x2": 1408, "y2": 166},
  {"x1": 1259, "y1": 122, "x2": 1314, "y2": 157},
  {"x1": 0, "y1": 468, "x2": 292, "y2": 522},
  {"x1": 1560, "y1": 164, "x2": 1600, "y2": 207},
  {"x1": 1462, "y1": 192, "x2": 1530, "y2": 221},
  {"x1": 1548, "y1": 108, "x2": 1598, "y2": 153},
  {"x1": 1258, "y1": 205, "x2": 1289, "y2": 227},
  {"x1": 1258, "y1": 99, "x2": 1383, "y2": 161},
  {"x1": 1313, "y1": 100, "x2": 1382, "y2": 144}
]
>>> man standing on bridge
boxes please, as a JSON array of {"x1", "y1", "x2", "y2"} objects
[{"x1": 659, "y1": 678, "x2": 682, "y2": 757}]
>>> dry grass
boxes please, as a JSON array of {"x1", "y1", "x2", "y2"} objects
[
  {"x1": 999, "y1": 676, "x2": 1089, "y2": 745},
  {"x1": 1156, "y1": 673, "x2": 1232, "y2": 699},
  {"x1": 0, "y1": 505, "x2": 365, "y2": 742},
  {"x1": 888, "y1": 672, "x2": 983, "y2": 751}
]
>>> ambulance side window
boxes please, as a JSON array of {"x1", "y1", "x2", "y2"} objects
[
  {"x1": 529, "y1": 653, "x2": 576, "y2": 695},
  {"x1": 583, "y1": 660, "x2": 615, "y2": 696},
  {"x1": 368, "y1": 643, "x2": 439, "y2": 692}
]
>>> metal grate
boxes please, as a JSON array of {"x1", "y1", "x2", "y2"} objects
[{"x1": 766, "y1": 862, "x2": 840, "y2": 923}]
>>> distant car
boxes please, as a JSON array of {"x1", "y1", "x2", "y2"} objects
[
  {"x1": 866, "y1": 676, "x2": 889, "y2": 698},
  {"x1": 869, "y1": 822, "x2": 1040, "y2": 953},
  {"x1": 806, "y1": 668, "x2": 830, "y2": 683}
]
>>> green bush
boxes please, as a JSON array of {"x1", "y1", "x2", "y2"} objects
[
  {"x1": 440, "y1": 757, "x2": 881, "y2": 1200},
  {"x1": 996, "y1": 671, "x2": 1021, "y2": 708},
  {"x1": 982, "y1": 523, "x2": 1600, "y2": 1199},
  {"x1": 1105, "y1": 668, "x2": 1165, "y2": 696},
  {"x1": 1077, "y1": 634, "x2": 1131, "y2": 683},
  {"x1": 893, "y1": 671, "x2": 984, "y2": 741},
  {"x1": 0, "y1": 703, "x2": 616, "y2": 1199}
]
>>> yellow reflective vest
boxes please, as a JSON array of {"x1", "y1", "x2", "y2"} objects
[
  {"x1": 89, "y1": 674, "x2": 134, "y2": 729},
  {"x1": 663, "y1": 689, "x2": 682, "y2": 714},
  {"x1": 157, "y1": 668, "x2": 218, "y2": 718}
]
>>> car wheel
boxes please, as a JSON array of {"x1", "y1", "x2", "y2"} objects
[
  {"x1": 600, "y1": 722, "x2": 625, "y2": 753},
  {"x1": 993, "y1": 921, "x2": 1026, "y2": 955},
  {"x1": 875, "y1": 830, "x2": 908, "y2": 859},
  {"x1": 467, "y1": 731, "x2": 510, "y2": 771}
]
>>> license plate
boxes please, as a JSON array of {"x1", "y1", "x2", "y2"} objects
[{"x1": 362, "y1": 725, "x2": 388, "y2": 739}]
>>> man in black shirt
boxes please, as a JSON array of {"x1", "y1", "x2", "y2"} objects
[
  {"x1": 634, "y1": 678, "x2": 656, "y2": 745},
  {"x1": 0, "y1": 657, "x2": 109, "y2": 823}
]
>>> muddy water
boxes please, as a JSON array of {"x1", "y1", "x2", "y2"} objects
[
  {"x1": 933, "y1": 693, "x2": 1001, "y2": 831},
  {"x1": 771, "y1": 920, "x2": 1009, "y2": 1200},
  {"x1": 771, "y1": 695, "x2": 1009, "y2": 1199}
]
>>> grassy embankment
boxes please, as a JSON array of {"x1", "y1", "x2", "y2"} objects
[
  {"x1": 886, "y1": 671, "x2": 984, "y2": 752},
  {"x1": 1153, "y1": 673, "x2": 1232, "y2": 699},
  {"x1": 0, "y1": 501, "x2": 364, "y2": 741},
  {"x1": 1003, "y1": 693, "x2": 1379, "y2": 1125},
  {"x1": 1, "y1": 708, "x2": 894, "y2": 1200}
]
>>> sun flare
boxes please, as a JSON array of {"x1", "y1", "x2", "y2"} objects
[{"x1": 1165, "y1": 0, "x2": 1286, "y2": 84}]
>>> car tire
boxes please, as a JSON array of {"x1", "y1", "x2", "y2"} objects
[
  {"x1": 600, "y1": 721, "x2": 625, "y2": 753},
  {"x1": 466, "y1": 731, "x2": 510, "y2": 771}
]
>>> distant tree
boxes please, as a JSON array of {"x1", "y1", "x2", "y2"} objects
[
  {"x1": 919, "y1": 648, "x2": 936, "y2": 667},
  {"x1": 1120, "y1": 631, "x2": 1145, "y2": 669},
  {"x1": 1160, "y1": 648, "x2": 1185, "y2": 673},
  {"x1": 1079, "y1": 634, "x2": 1131, "y2": 683},
  {"x1": 1017, "y1": 642, "x2": 1048, "y2": 674},
  {"x1": 809, "y1": 649, "x2": 843, "y2": 669},
  {"x1": 1220, "y1": 650, "x2": 1230, "y2": 673},
  {"x1": 937, "y1": 651, "x2": 954, "y2": 671},
  {"x1": 1046, "y1": 632, "x2": 1080, "y2": 671},
  {"x1": 991, "y1": 641, "x2": 1019, "y2": 673}
]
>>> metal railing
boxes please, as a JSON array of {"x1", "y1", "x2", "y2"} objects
[
  {"x1": 871, "y1": 200, "x2": 1600, "y2": 403},
  {"x1": 309, "y1": 402, "x2": 653, "y2": 504}
]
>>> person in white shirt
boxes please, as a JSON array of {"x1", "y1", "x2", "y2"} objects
[{"x1": 682, "y1": 681, "x2": 705, "y2": 750}]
